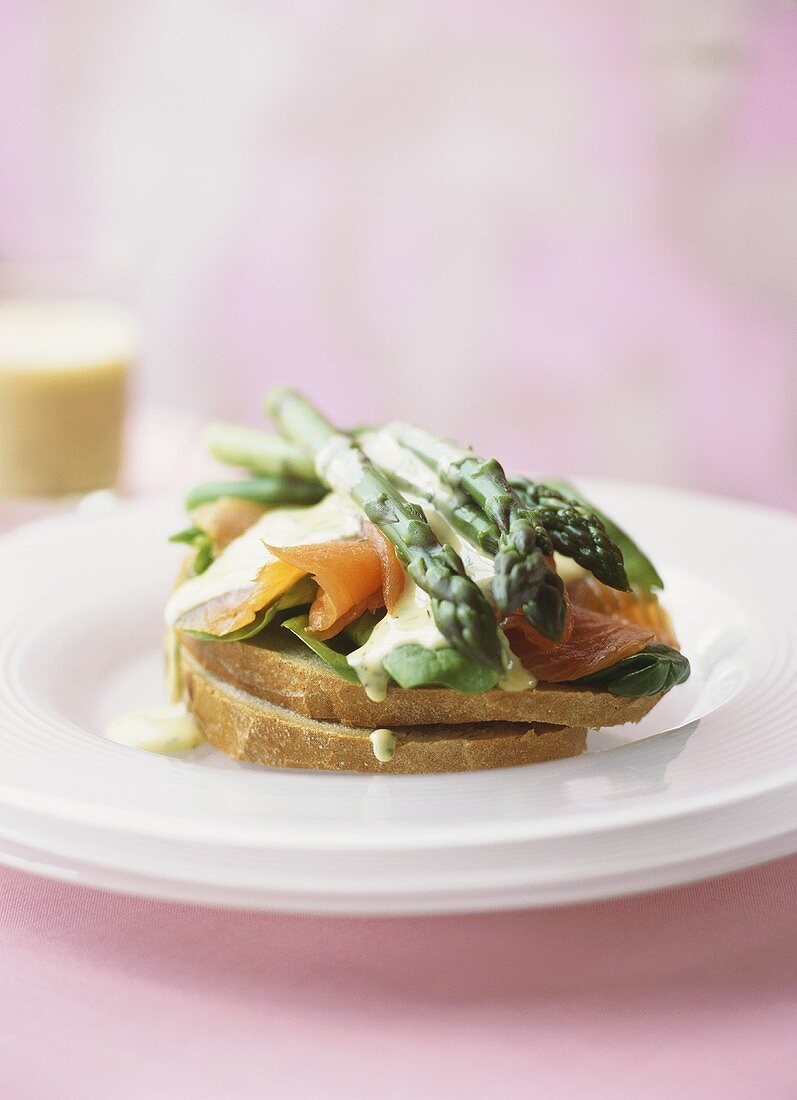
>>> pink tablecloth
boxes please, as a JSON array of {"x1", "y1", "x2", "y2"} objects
[
  {"x1": 1, "y1": 857, "x2": 796, "y2": 1099},
  {"x1": 2, "y1": 406, "x2": 795, "y2": 1098}
]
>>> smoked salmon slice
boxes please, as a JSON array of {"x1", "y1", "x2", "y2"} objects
[
  {"x1": 178, "y1": 528, "x2": 405, "y2": 642},
  {"x1": 176, "y1": 557, "x2": 306, "y2": 637},
  {"x1": 363, "y1": 522, "x2": 405, "y2": 613},
  {"x1": 503, "y1": 606, "x2": 654, "y2": 683},
  {"x1": 567, "y1": 574, "x2": 678, "y2": 648},
  {"x1": 266, "y1": 529, "x2": 405, "y2": 640}
]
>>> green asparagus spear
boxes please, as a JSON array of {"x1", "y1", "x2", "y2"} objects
[
  {"x1": 360, "y1": 443, "x2": 500, "y2": 556},
  {"x1": 543, "y1": 480, "x2": 663, "y2": 591},
  {"x1": 185, "y1": 475, "x2": 325, "y2": 511},
  {"x1": 510, "y1": 477, "x2": 629, "y2": 591},
  {"x1": 205, "y1": 422, "x2": 317, "y2": 480},
  {"x1": 389, "y1": 425, "x2": 567, "y2": 642},
  {"x1": 265, "y1": 388, "x2": 503, "y2": 671}
]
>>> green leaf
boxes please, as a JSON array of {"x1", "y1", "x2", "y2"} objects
[
  {"x1": 168, "y1": 525, "x2": 214, "y2": 575},
  {"x1": 281, "y1": 614, "x2": 360, "y2": 683},
  {"x1": 169, "y1": 525, "x2": 204, "y2": 545},
  {"x1": 573, "y1": 644, "x2": 690, "y2": 697},
  {"x1": 281, "y1": 615, "x2": 501, "y2": 692},
  {"x1": 382, "y1": 645, "x2": 501, "y2": 693},
  {"x1": 181, "y1": 607, "x2": 274, "y2": 643},
  {"x1": 343, "y1": 610, "x2": 383, "y2": 648},
  {"x1": 185, "y1": 476, "x2": 325, "y2": 511},
  {"x1": 180, "y1": 577, "x2": 317, "y2": 643},
  {"x1": 192, "y1": 538, "x2": 214, "y2": 575},
  {"x1": 547, "y1": 480, "x2": 664, "y2": 591}
]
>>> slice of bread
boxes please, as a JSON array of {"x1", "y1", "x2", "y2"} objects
[
  {"x1": 182, "y1": 648, "x2": 587, "y2": 773},
  {"x1": 181, "y1": 626, "x2": 661, "y2": 730}
]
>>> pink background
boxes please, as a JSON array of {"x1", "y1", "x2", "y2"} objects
[
  {"x1": 1, "y1": 2, "x2": 795, "y2": 505},
  {"x1": 2, "y1": 5, "x2": 797, "y2": 1096}
]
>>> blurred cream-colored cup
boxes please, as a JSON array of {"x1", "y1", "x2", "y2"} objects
[{"x1": 0, "y1": 300, "x2": 138, "y2": 497}]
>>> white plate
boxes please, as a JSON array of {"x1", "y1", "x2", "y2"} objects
[{"x1": 0, "y1": 483, "x2": 795, "y2": 914}]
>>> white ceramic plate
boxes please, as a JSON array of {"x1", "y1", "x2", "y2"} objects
[{"x1": 0, "y1": 483, "x2": 795, "y2": 914}]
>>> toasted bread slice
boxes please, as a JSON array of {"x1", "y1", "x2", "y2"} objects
[
  {"x1": 182, "y1": 649, "x2": 587, "y2": 773},
  {"x1": 181, "y1": 626, "x2": 661, "y2": 730}
]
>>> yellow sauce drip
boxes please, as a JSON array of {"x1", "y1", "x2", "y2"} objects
[
  {"x1": 106, "y1": 703, "x2": 204, "y2": 754},
  {"x1": 369, "y1": 728, "x2": 397, "y2": 762}
]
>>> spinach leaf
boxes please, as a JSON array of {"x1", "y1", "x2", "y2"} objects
[
  {"x1": 168, "y1": 525, "x2": 214, "y2": 575},
  {"x1": 283, "y1": 612, "x2": 501, "y2": 693},
  {"x1": 573, "y1": 644, "x2": 690, "y2": 697},
  {"x1": 181, "y1": 577, "x2": 317, "y2": 643},
  {"x1": 382, "y1": 645, "x2": 501, "y2": 693},
  {"x1": 547, "y1": 481, "x2": 664, "y2": 592},
  {"x1": 169, "y1": 525, "x2": 204, "y2": 545},
  {"x1": 281, "y1": 614, "x2": 360, "y2": 683},
  {"x1": 343, "y1": 610, "x2": 384, "y2": 648}
]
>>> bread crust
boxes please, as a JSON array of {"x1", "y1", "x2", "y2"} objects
[
  {"x1": 181, "y1": 629, "x2": 660, "y2": 730},
  {"x1": 182, "y1": 650, "x2": 587, "y2": 773}
]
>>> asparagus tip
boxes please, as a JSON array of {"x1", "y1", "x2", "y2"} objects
[{"x1": 264, "y1": 385, "x2": 299, "y2": 421}]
